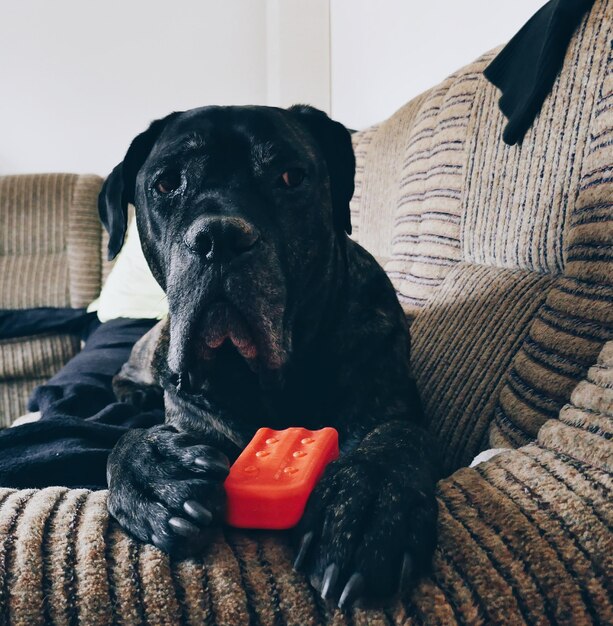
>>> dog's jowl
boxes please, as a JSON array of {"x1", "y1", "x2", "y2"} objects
[{"x1": 101, "y1": 105, "x2": 440, "y2": 608}]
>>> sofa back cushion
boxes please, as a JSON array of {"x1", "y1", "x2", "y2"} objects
[
  {"x1": 0, "y1": 173, "x2": 105, "y2": 309},
  {"x1": 0, "y1": 173, "x2": 106, "y2": 422},
  {"x1": 350, "y1": 0, "x2": 612, "y2": 471}
]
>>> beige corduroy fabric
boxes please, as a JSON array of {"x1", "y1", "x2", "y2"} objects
[
  {"x1": 0, "y1": 173, "x2": 105, "y2": 309},
  {"x1": 0, "y1": 1, "x2": 611, "y2": 622},
  {"x1": 0, "y1": 174, "x2": 105, "y2": 423},
  {"x1": 0, "y1": 333, "x2": 80, "y2": 426},
  {"x1": 350, "y1": 0, "x2": 612, "y2": 471},
  {"x1": 0, "y1": 338, "x2": 610, "y2": 625}
]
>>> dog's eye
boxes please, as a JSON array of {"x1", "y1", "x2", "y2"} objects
[
  {"x1": 155, "y1": 171, "x2": 182, "y2": 194},
  {"x1": 279, "y1": 168, "x2": 305, "y2": 188}
]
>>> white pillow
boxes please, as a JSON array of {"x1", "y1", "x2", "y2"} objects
[{"x1": 88, "y1": 218, "x2": 168, "y2": 322}]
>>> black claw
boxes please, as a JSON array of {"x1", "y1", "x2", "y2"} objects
[
  {"x1": 338, "y1": 572, "x2": 364, "y2": 610},
  {"x1": 398, "y1": 552, "x2": 413, "y2": 595},
  {"x1": 184, "y1": 500, "x2": 213, "y2": 525},
  {"x1": 194, "y1": 457, "x2": 230, "y2": 476},
  {"x1": 320, "y1": 563, "x2": 339, "y2": 600},
  {"x1": 168, "y1": 516, "x2": 201, "y2": 537},
  {"x1": 293, "y1": 531, "x2": 314, "y2": 571}
]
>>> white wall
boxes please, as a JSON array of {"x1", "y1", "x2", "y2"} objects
[
  {"x1": 0, "y1": 0, "x2": 269, "y2": 176},
  {"x1": 1, "y1": 0, "x2": 548, "y2": 174},
  {"x1": 330, "y1": 0, "x2": 546, "y2": 130},
  {"x1": 266, "y1": 0, "x2": 331, "y2": 113}
]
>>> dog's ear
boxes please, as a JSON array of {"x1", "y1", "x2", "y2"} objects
[
  {"x1": 99, "y1": 112, "x2": 181, "y2": 260},
  {"x1": 288, "y1": 105, "x2": 355, "y2": 238}
]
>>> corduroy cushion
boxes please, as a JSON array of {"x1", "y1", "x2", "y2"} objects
[
  {"x1": 0, "y1": 333, "x2": 80, "y2": 427},
  {"x1": 0, "y1": 174, "x2": 105, "y2": 309},
  {"x1": 350, "y1": 0, "x2": 612, "y2": 472},
  {"x1": 0, "y1": 174, "x2": 106, "y2": 423},
  {"x1": 0, "y1": 339, "x2": 610, "y2": 625}
]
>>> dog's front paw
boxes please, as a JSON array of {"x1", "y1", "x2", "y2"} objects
[
  {"x1": 107, "y1": 425, "x2": 229, "y2": 557},
  {"x1": 293, "y1": 458, "x2": 438, "y2": 609}
]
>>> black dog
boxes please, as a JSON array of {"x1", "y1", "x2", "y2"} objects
[{"x1": 101, "y1": 105, "x2": 440, "y2": 609}]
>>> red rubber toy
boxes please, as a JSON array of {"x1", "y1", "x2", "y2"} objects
[{"x1": 224, "y1": 427, "x2": 339, "y2": 529}]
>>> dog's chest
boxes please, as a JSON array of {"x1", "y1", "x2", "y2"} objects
[{"x1": 198, "y1": 351, "x2": 339, "y2": 430}]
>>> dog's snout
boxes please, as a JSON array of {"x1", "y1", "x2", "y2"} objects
[{"x1": 183, "y1": 216, "x2": 260, "y2": 260}]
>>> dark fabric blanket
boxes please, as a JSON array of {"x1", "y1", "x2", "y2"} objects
[
  {"x1": 0, "y1": 307, "x2": 96, "y2": 339},
  {"x1": 484, "y1": 0, "x2": 595, "y2": 145},
  {"x1": 0, "y1": 318, "x2": 163, "y2": 490}
]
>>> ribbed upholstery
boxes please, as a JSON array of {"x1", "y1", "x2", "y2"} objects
[
  {"x1": 411, "y1": 264, "x2": 555, "y2": 470},
  {"x1": 0, "y1": 333, "x2": 81, "y2": 421},
  {"x1": 383, "y1": 57, "x2": 492, "y2": 314},
  {"x1": 0, "y1": 333, "x2": 81, "y2": 428},
  {"x1": 350, "y1": 91, "x2": 430, "y2": 268},
  {"x1": 349, "y1": 0, "x2": 613, "y2": 469},
  {"x1": 460, "y1": 14, "x2": 608, "y2": 275},
  {"x1": 349, "y1": 124, "x2": 378, "y2": 243},
  {"x1": 67, "y1": 175, "x2": 109, "y2": 308},
  {"x1": 0, "y1": 338, "x2": 610, "y2": 625},
  {"x1": 489, "y1": 26, "x2": 613, "y2": 450},
  {"x1": 0, "y1": 173, "x2": 104, "y2": 308},
  {"x1": 0, "y1": 1, "x2": 611, "y2": 622},
  {"x1": 0, "y1": 174, "x2": 104, "y2": 423}
]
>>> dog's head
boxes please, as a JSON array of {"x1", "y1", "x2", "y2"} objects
[{"x1": 99, "y1": 105, "x2": 355, "y2": 387}]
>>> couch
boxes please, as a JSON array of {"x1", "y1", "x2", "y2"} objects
[{"x1": 0, "y1": 0, "x2": 610, "y2": 623}]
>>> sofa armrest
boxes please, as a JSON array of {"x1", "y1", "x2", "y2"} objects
[
  {"x1": 0, "y1": 174, "x2": 105, "y2": 423},
  {"x1": 537, "y1": 341, "x2": 612, "y2": 473},
  {"x1": 427, "y1": 339, "x2": 612, "y2": 624}
]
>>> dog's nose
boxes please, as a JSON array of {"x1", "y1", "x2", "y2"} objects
[{"x1": 183, "y1": 216, "x2": 260, "y2": 260}]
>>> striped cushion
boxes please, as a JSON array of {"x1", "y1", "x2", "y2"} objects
[
  {"x1": 411, "y1": 264, "x2": 555, "y2": 472},
  {"x1": 461, "y1": 7, "x2": 610, "y2": 274},
  {"x1": 489, "y1": 10, "x2": 613, "y2": 450},
  {"x1": 349, "y1": 123, "x2": 379, "y2": 242},
  {"x1": 539, "y1": 339, "x2": 613, "y2": 472},
  {"x1": 0, "y1": 173, "x2": 104, "y2": 425},
  {"x1": 491, "y1": 278, "x2": 613, "y2": 449},
  {"x1": 0, "y1": 333, "x2": 80, "y2": 427},
  {"x1": 0, "y1": 254, "x2": 70, "y2": 310},
  {"x1": 0, "y1": 173, "x2": 104, "y2": 309},
  {"x1": 0, "y1": 339, "x2": 609, "y2": 623},
  {"x1": 350, "y1": 91, "x2": 430, "y2": 266},
  {"x1": 351, "y1": 0, "x2": 612, "y2": 467},
  {"x1": 384, "y1": 59, "x2": 489, "y2": 315}
]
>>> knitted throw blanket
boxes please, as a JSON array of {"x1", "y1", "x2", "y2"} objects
[{"x1": 0, "y1": 342, "x2": 610, "y2": 625}]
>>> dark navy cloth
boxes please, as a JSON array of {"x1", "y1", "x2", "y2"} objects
[
  {"x1": 484, "y1": 0, "x2": 595, "y2": 145},
  {"x1": 0, "y1": 307, "x2": 96, "y2": 340},
  {"x1": 0, "y1": 318, "x2": 164, "y2": 490}
]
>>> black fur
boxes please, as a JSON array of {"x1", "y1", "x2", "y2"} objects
[{"x1": 102, "y1": 105, "x2": 440, "y2": 609}]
